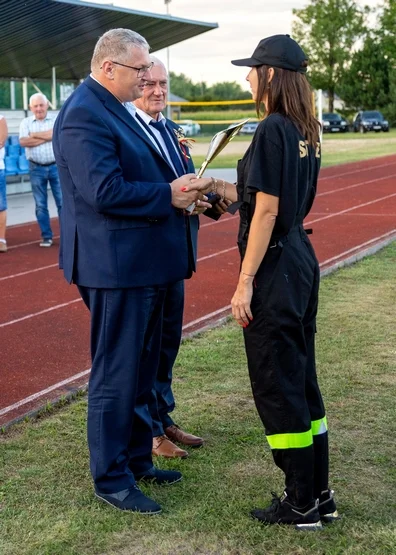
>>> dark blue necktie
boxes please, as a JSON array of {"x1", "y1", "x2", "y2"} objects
[{"x1": 149, "y1": 120, "x2": 185, "y2": 177}]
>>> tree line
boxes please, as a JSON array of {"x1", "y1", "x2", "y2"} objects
[
  {"x1": 1, "y1": 1, "x2": 394, "y2": 122},
  {"x1": 292, "y1": 0, "x2": 396, "y2": 123},
  {"x1": 171, "y1": 0, "x2": 395, "y2": 122}
]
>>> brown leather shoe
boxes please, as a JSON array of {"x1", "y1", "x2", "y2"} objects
[
  {"x1": 152, "y1": 435, "x2": 188, "y2": 459},
  {"x1": 165, "y1": 424, "x2": 204, "y2": 448}
]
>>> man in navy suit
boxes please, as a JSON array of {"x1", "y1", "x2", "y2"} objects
[
  {"x1": 134, "y1": 57, "x2": 206, "y2": 459},
  {"x1": 52, "y1": 29, "x2": 212, "y2": 514}
]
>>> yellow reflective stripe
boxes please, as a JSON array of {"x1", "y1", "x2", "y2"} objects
[
  {"x1": 312, "y1": 416, "x2": 328, "y2": 436},
  {"x1": 266, "y1": 429, "x2": 313, "y2": 450},
  {"x1": 266, "y1": 417, "x2": 328, "y2": 450}
]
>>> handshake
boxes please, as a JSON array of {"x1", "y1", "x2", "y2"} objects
[{"x1": 170, "y1": 174, "x2": 233, "y2": 216}]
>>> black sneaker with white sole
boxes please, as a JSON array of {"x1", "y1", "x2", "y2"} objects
[
  {"x1": 95, "y1": 485, "x2": 162, "y2": 514},
  {"x1": 319, "y1": 489, "x2": 339, "y2": 522},
  {"x1": 251, "y1": 491, "x2": 323, "y2": 531},
  {"x1": 39, "y1": 239, "x2": 53, "y2": 248}
]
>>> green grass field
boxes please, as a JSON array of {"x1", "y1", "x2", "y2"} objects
[
  {"x1": 1, "y1": 243, "x2": 396, "y2": 555},
  {"x1": 321, "y1": 129, "x2": 396, "y2": 140},
  {"x1": 191, "y1": 129, "x2": 396, "y2": 169}
]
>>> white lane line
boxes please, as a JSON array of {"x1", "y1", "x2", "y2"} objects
[
  {"x1": 317, "y1": 173, "x2": 396, "y2": 197},
  {"x1": 7, "y1": 235, "x2": 60, "y2": 250},
  {"x1": 319, "y1": 229, "x2": 396, "y2": 268},
  {"x1": 4, "y1": 227, "x2": 396, "y2": 420},
  {"x1": 2, "y1": 194, "x2": 395, "y2": 327},
  {"x1": 197, "y1": 247, "x2": 237, "y2": 263},
  {"x1": 306, "y1": 193, "x2": 396, "y2": 225},
  {"x1": 0, "y1": 263, "x2": 58, "y2": 281},
  {"x1": 0, "y1": 298, "x2": 81, "y2": 328},
  {"x1": 1, "y1": 305, "x2": 233, "y2": 418},
  {"x1": 0, "y1": 249, "x2": 238, "y2": 326},
  {"x1": 0, "y1": 248, "x2": 239, "y2": 282},
  {"x1": 9, "y1": 217, "x2": 59, "y2": 230},
  {"x1": 319, "y1": 159, "x2": 396, "y2": 181},
  {"x1": 182, "y1": 304, "x2": 232, "y2": 330},
  {"x1": 200, "y1": 215, "x2": 237, "y2": 229},
  {"x1": 0, "y1": 368, "x2": 91, "y2": 417},
  {"x1": 7, "y1": 165, "x2": 394, "y2": 253},
  {"x1": 311, "y1": 213, "x2": 396, "y2": 217}
]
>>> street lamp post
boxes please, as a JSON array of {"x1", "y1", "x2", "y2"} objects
[{"x1": 165, "y1": 0, "x2": 172, "y2": 119}]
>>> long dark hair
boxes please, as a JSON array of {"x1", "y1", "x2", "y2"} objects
[{"x1": 255, "y1": 64, "x2": 320, "y2": 147}]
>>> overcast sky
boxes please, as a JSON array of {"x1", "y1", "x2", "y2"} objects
[{"x1": 89, "y1": 0, "x2": 379, "y2": 89}]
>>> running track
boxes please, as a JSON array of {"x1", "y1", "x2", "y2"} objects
[{"x1": 1, "y1": 155, "x2": 395, "y2": 427}]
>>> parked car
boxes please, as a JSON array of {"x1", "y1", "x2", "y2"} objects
[
  {"x1": 178, "y1": 120, "x2": 201, "y2": 136},
  {"x1": 352, "y1": 111, "x2": 389, "y2": 133},
  {"x1": 239, "y1": 121, "x2": 259, "y2": 135},
  {"x1": 322, "y1": 113, "x2": 349, "y2": 133}
]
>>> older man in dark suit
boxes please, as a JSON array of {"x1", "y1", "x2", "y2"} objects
[
  {"x1": 134, "y1": 57, "x2": 205, "y2": 459},
  {"x1": 52, "y1": 28, "x2": 211, "y2": 514}
]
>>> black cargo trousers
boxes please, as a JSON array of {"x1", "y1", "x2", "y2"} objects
[{"x1": 243, "y1": 225, "x2": 329, "y2": 506}]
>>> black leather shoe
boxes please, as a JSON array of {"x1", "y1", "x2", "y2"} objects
[
  {"x1": 95, "y1": 485, "x2": 162, "y2": 514},
  {"x1": 135, "y1": 467, "x2": 182, "y2": 486}
]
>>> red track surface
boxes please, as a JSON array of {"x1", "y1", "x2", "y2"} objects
[{"x1": 1, "y1": 155, "x2": 395, "y2": 426}]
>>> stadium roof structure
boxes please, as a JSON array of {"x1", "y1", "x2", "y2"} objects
[{"x1": 1, "y1": 0, "x2": 218, "y2": 80}]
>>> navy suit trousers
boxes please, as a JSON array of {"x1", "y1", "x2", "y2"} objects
[
  {"x1": 148, "y1": 280, "x2": 184, "y2": 436},
  {"x1": 78, "y1": 285, "x2": 166, "y2": 494}
]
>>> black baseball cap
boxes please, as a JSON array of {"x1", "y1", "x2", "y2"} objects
[{"x1": 231, "y1": 34, "x2": 308, "y2": 74}]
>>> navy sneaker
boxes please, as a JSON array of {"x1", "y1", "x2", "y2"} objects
[
  {"x1": 319, "y1": 489, "x2": 340, "y2": 522},
  {"x1": 251, "y1": 491, "x2": 323, "y2": 531},
  {"x1": 95, "y1": 485, "x2": 161, "y2": 514},
  {"x1": 39, "y1": 239, "x2": 53, "y2": 248},
  {"x1": 135, "y1": 467, "x2": 182, "y2": 486}
]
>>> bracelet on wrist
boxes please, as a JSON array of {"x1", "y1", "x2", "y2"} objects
[
  {"x1": 220, "y1": 179, "x2": 226, "y2": 202},
  {"x1": 241, "y1": 271, "x2": 255, "y2": 278}
]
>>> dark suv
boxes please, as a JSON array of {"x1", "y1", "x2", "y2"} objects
[
  {"x1": 352, "y1": 111, "x2": 389, "y2": 133},
  {"x1": 322, "y1": 113, "x2": 349, "y2": 133}
]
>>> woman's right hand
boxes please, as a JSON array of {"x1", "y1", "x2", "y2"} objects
[{"x1": 231, "y1": 274, "x2": 254, "y2": 327}]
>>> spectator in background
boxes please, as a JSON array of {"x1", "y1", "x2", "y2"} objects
[
  {"x1": 0, "y1": 114, "x2": 8, "y2": 253},
  {"x1": 19, "y1": 93, "x2": 62, "y2": 247}
]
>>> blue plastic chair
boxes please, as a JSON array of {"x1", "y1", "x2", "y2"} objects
[
  {"x1": 18, "y1": 154, "x2": 30, "y2": 174},
  {"x1": 5, "y1": 156, "x2": 19, "y2": 176},
  {"x1": 8, "y1": 144, "x2": 20, "y2": 157},
  {"x1": 8, "y1": 135, "x2": 20, "y2": 146}
]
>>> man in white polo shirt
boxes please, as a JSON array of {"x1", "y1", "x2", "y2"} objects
[{"x1": 19, "y1": 93, "x2": 62, "y2": 247}]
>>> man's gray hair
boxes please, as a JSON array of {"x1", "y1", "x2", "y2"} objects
[
  {"x1": 91, "y1": 28, "x2": 149, "y2": 71},
  {"x1": 29, "y1": 92, "x2": 48, "y2": 105},
  {"x1": 150, "y1": 55, "x2": 167, "y2": 73}
]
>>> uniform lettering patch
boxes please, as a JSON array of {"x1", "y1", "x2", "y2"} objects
[{"x1": 299, "y1": 140, "x2": 321, "y2": 159}]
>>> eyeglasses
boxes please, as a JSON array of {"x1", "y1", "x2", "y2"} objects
[{"x1": 110, "y1": 60, "x2": 154, "y2": 77}]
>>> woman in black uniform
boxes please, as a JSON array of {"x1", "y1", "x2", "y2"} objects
[{"x1": 198, "y1": 35, "x2": 339, "y2": 529}]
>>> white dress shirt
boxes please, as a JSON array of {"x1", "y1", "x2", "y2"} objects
[{"x1": 133, "y1": 106, "x2": 183, "y2": 176}]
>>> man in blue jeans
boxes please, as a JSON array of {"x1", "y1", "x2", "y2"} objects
[{"x1": 19, "y1": 93, "x2": 62, "y2": 247}]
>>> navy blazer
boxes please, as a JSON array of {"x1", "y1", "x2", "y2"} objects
[
  {"x1": 165, "y1": 118, "x2": 199, "y2": 266},
  {"x1": 53, "y1": 77, "x2": 195, "y2": 288}
]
